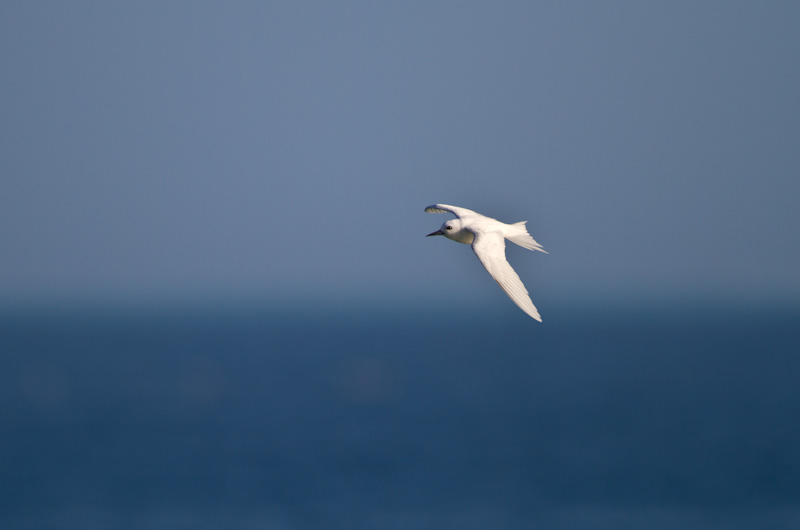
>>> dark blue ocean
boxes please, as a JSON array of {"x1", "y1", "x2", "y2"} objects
[{"x1": 2, "y1": 302, "x2": 799, "y2": 529}]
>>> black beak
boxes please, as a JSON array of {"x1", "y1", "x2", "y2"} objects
[{"x1": 426, "y1": 230, "x2": 444, "y2": 237}]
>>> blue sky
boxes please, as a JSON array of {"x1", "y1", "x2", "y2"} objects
[{"x1": 2, "y1": 1, "x2": 798, "y2": 310}]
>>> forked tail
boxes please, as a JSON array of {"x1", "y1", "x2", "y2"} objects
[{"x1": 507, "y1": 221, "x2": 548, "y2": 253}]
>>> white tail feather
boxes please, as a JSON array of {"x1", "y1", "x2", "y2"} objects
[{"x1": 507, "y1": 221, "x2": 548, "y2": 253}]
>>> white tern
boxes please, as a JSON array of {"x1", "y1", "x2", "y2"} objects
[{"x1": 425, "y1": 204, "x2": 547, "y2": 322}]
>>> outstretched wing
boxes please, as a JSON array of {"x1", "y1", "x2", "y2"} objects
[
  {"x1": 470, "y1": 229, "x2": 542, "y2": 322},
  {"x1": 424, "y1": 204, "x2": 479, "y2": 218}
]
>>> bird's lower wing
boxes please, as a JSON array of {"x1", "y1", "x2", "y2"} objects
[
  {"x1": 471, "y1": 230, "x2": 542, "y2": 322},
  {"x1": 424, "y1": 204, "x2": 478, "y2": 218}
]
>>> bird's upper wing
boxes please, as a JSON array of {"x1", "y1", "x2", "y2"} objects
[
  {"x1": 424, "y1": 204, "x2": 479, "y2": 218},
  {"x1": 470, "y1": 229, "x2": 542, "y2": 322}
]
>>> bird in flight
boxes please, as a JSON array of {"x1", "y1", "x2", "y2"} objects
[{"x1": 425, "y1": 204, "x2": 547, "y2": 321}]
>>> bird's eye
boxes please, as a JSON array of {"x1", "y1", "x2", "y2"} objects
[{"x1": 446, "y1": 226, "x2": 452, "y2": 230}]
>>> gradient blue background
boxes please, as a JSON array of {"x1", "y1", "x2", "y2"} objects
[
  {"x1": 2, "y1": 2, "x2": 800, "y2": 529},
  {"x1": 2, "y1": 1, "x2": 798, "y2": 310}
]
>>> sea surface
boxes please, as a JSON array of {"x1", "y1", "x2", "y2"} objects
[{"x1": 2, "y1": 302, "x2": 799, "y2": 529}]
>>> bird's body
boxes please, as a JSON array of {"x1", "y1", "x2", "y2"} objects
[{"x1": 425, "y1": 204, "x2": 547, "y2": 322}]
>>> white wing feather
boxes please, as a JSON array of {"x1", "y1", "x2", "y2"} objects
[
  {"x1": 470, "y1": 229, "x2": 542, "y2": 322},
  {"x1": 424, "y1": 204, "x2": 479, "y2": 218}
]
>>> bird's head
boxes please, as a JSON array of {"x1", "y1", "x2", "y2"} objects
[{"x1": 426, "y1": 219, "x2": 473, "y2": 244}]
